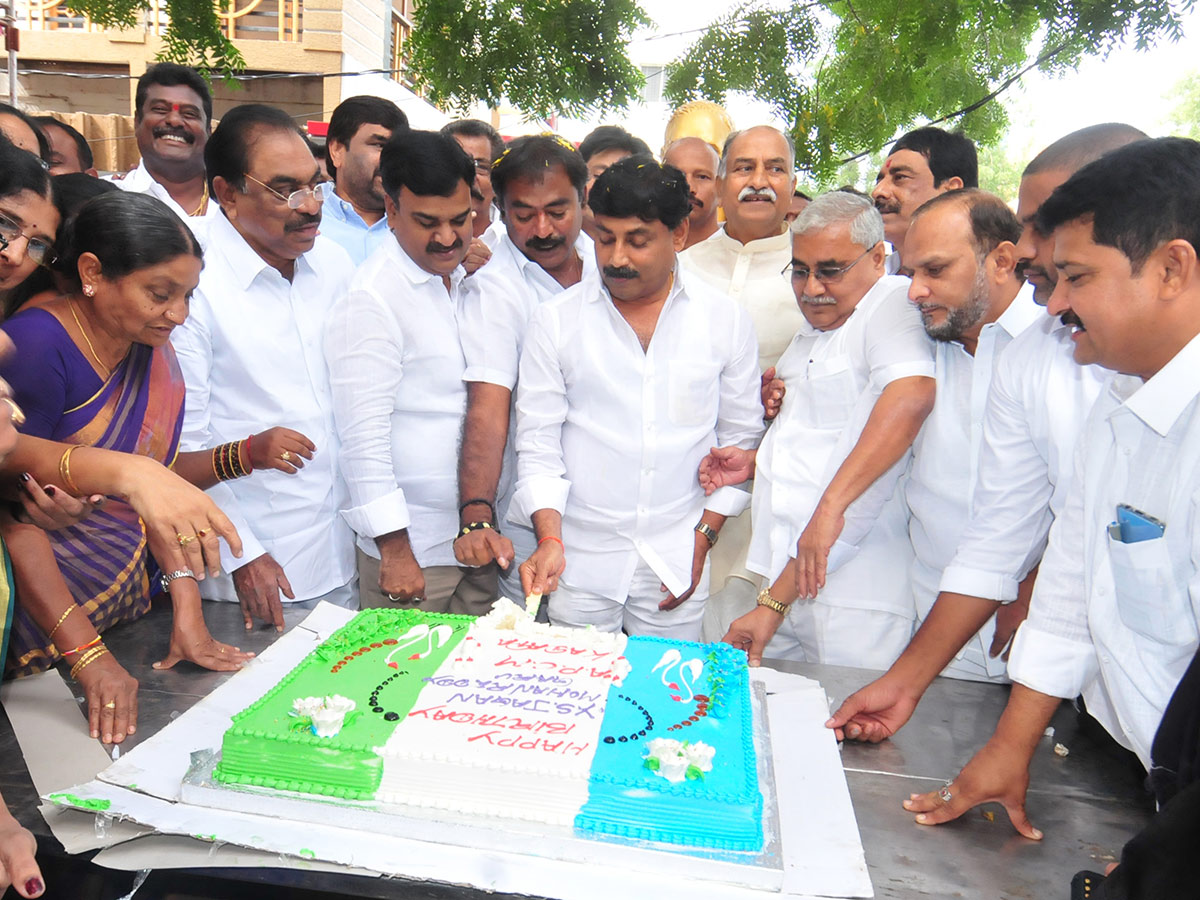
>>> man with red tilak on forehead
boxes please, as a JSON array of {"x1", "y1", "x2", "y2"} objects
[{"x1": 108, "y1": 64, "x2": 221, "y2": 234}]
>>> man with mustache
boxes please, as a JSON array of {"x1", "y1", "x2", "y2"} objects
[
  {"x1": 680, "y1": 125, "x2": 811, "y2": 640},
  {"x1": 325, "y1": 130, "x2": 493, "y2": 613},
  {"x1": 455, "y1": 135, "x2": 597, "y2": 604},
  {"x1": 713, "y1": 191, "x2": 935, "y2": 668},
  {"x1": 825, "y1": 125, "x2": 1146, "y2": 766},
  {"x1": 871, "y1": 127, "x2": 977, "y2": 272},
  {"x1": 173, "y1": 105, "x2": 358, "y2": 628},
  {"x1": 900, "y1": 189, "x2": 1040, "y2": 682},
  {"x1": 513, "y1": 156, "x2": 762, "y2": 638},
  {"x1": 663, "y1": 137, "x2": 720, "y2": 248},
  {"x1": 320, "y1": 96, "x2": 408, "y2": 265},
  {"x1": 894, "y1": 137, "x2": 1200, "y2": 847},
  {"x1": 109, "y1": 64, "x2": 220, "y2": 230}
]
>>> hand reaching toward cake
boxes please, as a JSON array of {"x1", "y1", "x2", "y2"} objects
[
  {"x1": 697, "y1": 446, "x2": 756, "y2": 496},
  {"x1": 453, "y1": 525, "x2": 514, "y2": 571},
  {"x1": 723, "y1": 606, "x2": 785, "y2": 667},
  {"x1": 231, "y1": 553, "x2": 292, "y2": 631},
  {"x1": 376, "y1": 530, "x2": 426, "y2": 602}
]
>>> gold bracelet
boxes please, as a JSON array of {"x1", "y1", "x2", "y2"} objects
[
  {"x1": 58, "y1": 445, "x2": 82, "y2": 495},
  {"x1": 69, "y1": 645, "x2": 109, "y2": 680},
  {"x1": 46, "y1": 605, "x2": 77, "y2": 642},
  {"x1": 756, "y1": 587, "x2": 788, "y2": 616}
]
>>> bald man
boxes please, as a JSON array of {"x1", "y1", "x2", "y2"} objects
[{"x1": 664, "y1": 137, "x2": 721, "y2": 248}]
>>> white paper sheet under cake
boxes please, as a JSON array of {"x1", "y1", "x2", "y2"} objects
[{"x1": 42, "y1": 603, "x2": 873, "y2": 899}]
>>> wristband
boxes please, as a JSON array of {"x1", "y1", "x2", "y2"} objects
[
  {"x1": 458, "y1": 498, "x2": 495, "y2": 521},
  {"x1": 458, "y1": 521, "x2": 495, "y2": 538},
  {"x1": 538, "y1": 536, "x2": 564, "y2": 550}
]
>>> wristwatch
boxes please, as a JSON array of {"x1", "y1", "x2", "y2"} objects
[
  {"x1": 756, "y1": 587, "x2": 788, "y2": 616},
  {"x1": 694, "y1": 522, "x2": 719, "y2": 547},
  {"x1": 160, "y1": 569, "x2": 197, "y2": 592}
]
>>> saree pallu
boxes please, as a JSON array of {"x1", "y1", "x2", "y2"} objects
[{"x1": 6, "y1": 342, "x2": 185, "y2": 677}]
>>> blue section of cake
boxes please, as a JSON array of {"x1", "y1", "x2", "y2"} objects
[{"x1": 575, "y1": 636, "x2": 763, "y2": 851}]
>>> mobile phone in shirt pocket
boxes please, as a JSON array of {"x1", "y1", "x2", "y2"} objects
[
  {"x1": 1107, "y1": 533, "x2": 1193, "y2": 645},
  {"x1": 667, "y1": 363, "x2": 718, "y2": 427},
  {"x1": 805, "y1": 355, "x2": 859, "y2": 428}
]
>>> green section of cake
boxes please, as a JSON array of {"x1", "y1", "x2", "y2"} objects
[{"x1": 215, "y1": 608, "x2": 472, "y2": 800}]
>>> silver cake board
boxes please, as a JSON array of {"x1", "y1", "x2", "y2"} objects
[{"x1": 180, "y1": 681, "x2": 784, "y2": 892}]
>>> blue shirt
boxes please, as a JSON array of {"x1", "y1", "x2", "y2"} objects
[{"x1": 319, "y1": 192, "x2": 391, "y2": 265}]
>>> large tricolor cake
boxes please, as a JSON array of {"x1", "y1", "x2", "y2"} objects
[{"x1": 214, "y1": 600, "x2": 763, "y2": 851}]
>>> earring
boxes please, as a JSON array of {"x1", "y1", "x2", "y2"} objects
[{"x1": 83, "y1": 284, "x2": 95, "y2": 298}]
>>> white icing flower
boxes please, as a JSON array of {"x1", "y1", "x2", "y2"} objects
[
  {"x1": 643, "y1": 738, "x2": 716, "y2": 784},
  {"x1": 292, "y1": 697, "x2": 325, "y2": 718},
  {"x1": 310, "y1": 708, "x2": 346, "y2": 738},
  {"x1": 323, "y1": 695, "x2": 355, "y2": 714}
]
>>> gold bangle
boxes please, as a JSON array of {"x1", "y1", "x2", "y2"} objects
[
  {"x1": 46, "y1": 605, "x2": 77, "y2": 642},
  {"x1": 210, "y1": 446, "x2": 222, "y2": 483},
  {"x1": 756, "y1": 587, "x2": 788, "y2": 616},
  {"x1": 69, "y1": 645, "x2": 109, "y2": 680},
  {"x1": 58, "y1": 445, "x2": 82, "y2": 495}
]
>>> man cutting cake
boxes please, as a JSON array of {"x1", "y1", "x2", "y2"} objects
[{"x1": 510, "y1": 156, "x2": 764, "y2": 640}]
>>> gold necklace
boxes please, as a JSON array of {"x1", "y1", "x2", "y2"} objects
[
  {"x1": 190, "y1": 181, "x2": 209, "y2": 217},
  {"x1": 68, "y1": 296, "x2": 112, "y2": 379}
]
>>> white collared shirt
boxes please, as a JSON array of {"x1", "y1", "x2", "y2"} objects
[
  {"x1": 459, "y1": 230, "x2": 599, "y2": 518},
  {"x1": 680, "y1": 225, "x2": 807, "y2": 371},
  {"x1": 939, "y1": 314, "x2": 1111, "y2": 601},
  {"x1": 510, "y1": 266, "x2": 764, "y2": 601},
  {"x1": 908, "y1": 284, "x2": 1042, "y2": 608},
  {"x1": 325, "y1": 239, "x2": 468, "y2": 566},
  {"x1": 107, "y1": 159, "x2": 222, "y2": 238},
  {"x1": 905, "y1": 285, "x2": 1041, "y2": 677},
  {"x1": 1008, "y1": 332, "x2": 1200, "y2": 768},
  {"x1": 172, "y1": 213, "x2": 356, "y2": 602},
  {"x1": 747, "y1": 275, "x2": 935, "y2": 615},
  {"x1": 318, "y1": 192, "x2": 392, "y2": 265}
]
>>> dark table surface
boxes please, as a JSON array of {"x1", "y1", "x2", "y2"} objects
[{"x1": 1, "y1": 599, "x2": 1155, "y2": 899}]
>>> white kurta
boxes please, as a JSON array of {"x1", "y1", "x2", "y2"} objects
[
  {"x1": 1008, "y1": 332, "x2": 1200, "y2": 768},
  {"x1": 747, "y1": 275, "x2": 934, "y2": 622},
  {"x1": 905, "y1": 284, "x2": 1041, "y2": 681},
  {"x1": 172, "y1": 213, "x2": 356, "y2": 602},
  {"x1": 680, "y1": 225, "x2": 807, "y2": 371},
  {"x1": 106, "y1": 159, "x2": 222, "y2": 240}
]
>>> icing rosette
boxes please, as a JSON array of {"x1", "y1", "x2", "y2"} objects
[
  {"x1": 643, "y1": 738, "x2": 716, "y2": 784},
  {"x1": 292, "y1": 695, "x2": 357, "y2": 738}
]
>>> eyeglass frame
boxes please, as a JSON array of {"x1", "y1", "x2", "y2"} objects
[
  {"x1": 242, "y1": 172, "x2": 333, "y2": 209},
  {"x1": 780, "y1": 242, "x2": 880, "y2": 286},
  {"x1": 0, "y1": 211, "x2": 57, "y2": 267}
]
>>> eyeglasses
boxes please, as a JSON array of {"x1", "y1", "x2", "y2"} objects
[
  {"x1": 243, "y1": 173, "x2": 334, "y2": 209},
  {"x1": 781, "y1": 243, "x2": 879, "y2": 286},
  {"x1": 0, "y1": 212, "x2": 56, "y2": 266}
]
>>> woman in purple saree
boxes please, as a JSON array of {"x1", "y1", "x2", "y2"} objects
[{"x1": 1, "y1": 192, "x2": 254, "y2": 743}]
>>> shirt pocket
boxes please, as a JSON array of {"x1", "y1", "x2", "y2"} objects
[
  {"x1": 805, "y1": 355, "x2": 859, "y2": 429},
  {"x1": 1107, "y1": 533, "x2": 1195, "y2": 646},
  {"x1": 667, "y1": 362, "x2": 719, "y2": 428}
]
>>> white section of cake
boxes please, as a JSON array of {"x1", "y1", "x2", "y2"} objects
[{"x1": 375, "y1": 600, "x2": 628, "y2": 825}]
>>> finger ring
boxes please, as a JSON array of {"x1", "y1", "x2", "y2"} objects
[
  {"x1": 197, "y1": 528, "x2": 211, "y2": 538},
  {"x1": 2, "y1": 396, "x2": 25, "y2": 427},
  {"x1": 177, "y1": 533, "x2": 198, "y2": 546},
  {"x1": 103, "y1": 701, "x2": 116, "y2": 709},
  {"x1": 938, "y1": 784, "x2": 954, "y2": 803},
  {"x1": 280, "y1": 450, "x2": 292, "y2": 462}
]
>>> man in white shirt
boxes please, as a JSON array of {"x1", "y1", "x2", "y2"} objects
[
  {"x1": 319, "y1": 96, "x2": 408, "y2": 265},
  {"x1": 326, "y1": 129, "x2": 494, "y2": 615},
  {"x1": 440, "y1": 119, "x2": 505, "y2": 242},
  {"x1": 663, "y1": 137, "x2": 721, "y2": 248},
  {"x1": 109, "y1": 64, "x2": 222, "y2": 230},
  {"x1": 680, "y1": 126, "x2": 811, "y2": 631},
  {"x1": 577, "y1": 125, "x2": 651, "y2": 241},
  {"x1": 173, "y1": 104, "x2": 357, "y2": 629},
  {"x1": 902, "y1": 136, "x2": 1200, "y2": 840},
  {"x1": 512, "y1": 156, "x2": 763, "y2": 640},
  {"x1": 902, "y1": 189, "x2": 1040, "y2": 681},
  {"x1": 871, "y1": 127, "x2": 977, "y2": 272},
  {"x1": 826, "y1": 125, "x2": 1147, "y2": 745},
  {"x1": 715, "y1": 191, "x2": 935, "y2": 668},
  {"x1": 454, "y1": 135, "x2": 595, "y2": 604}
]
